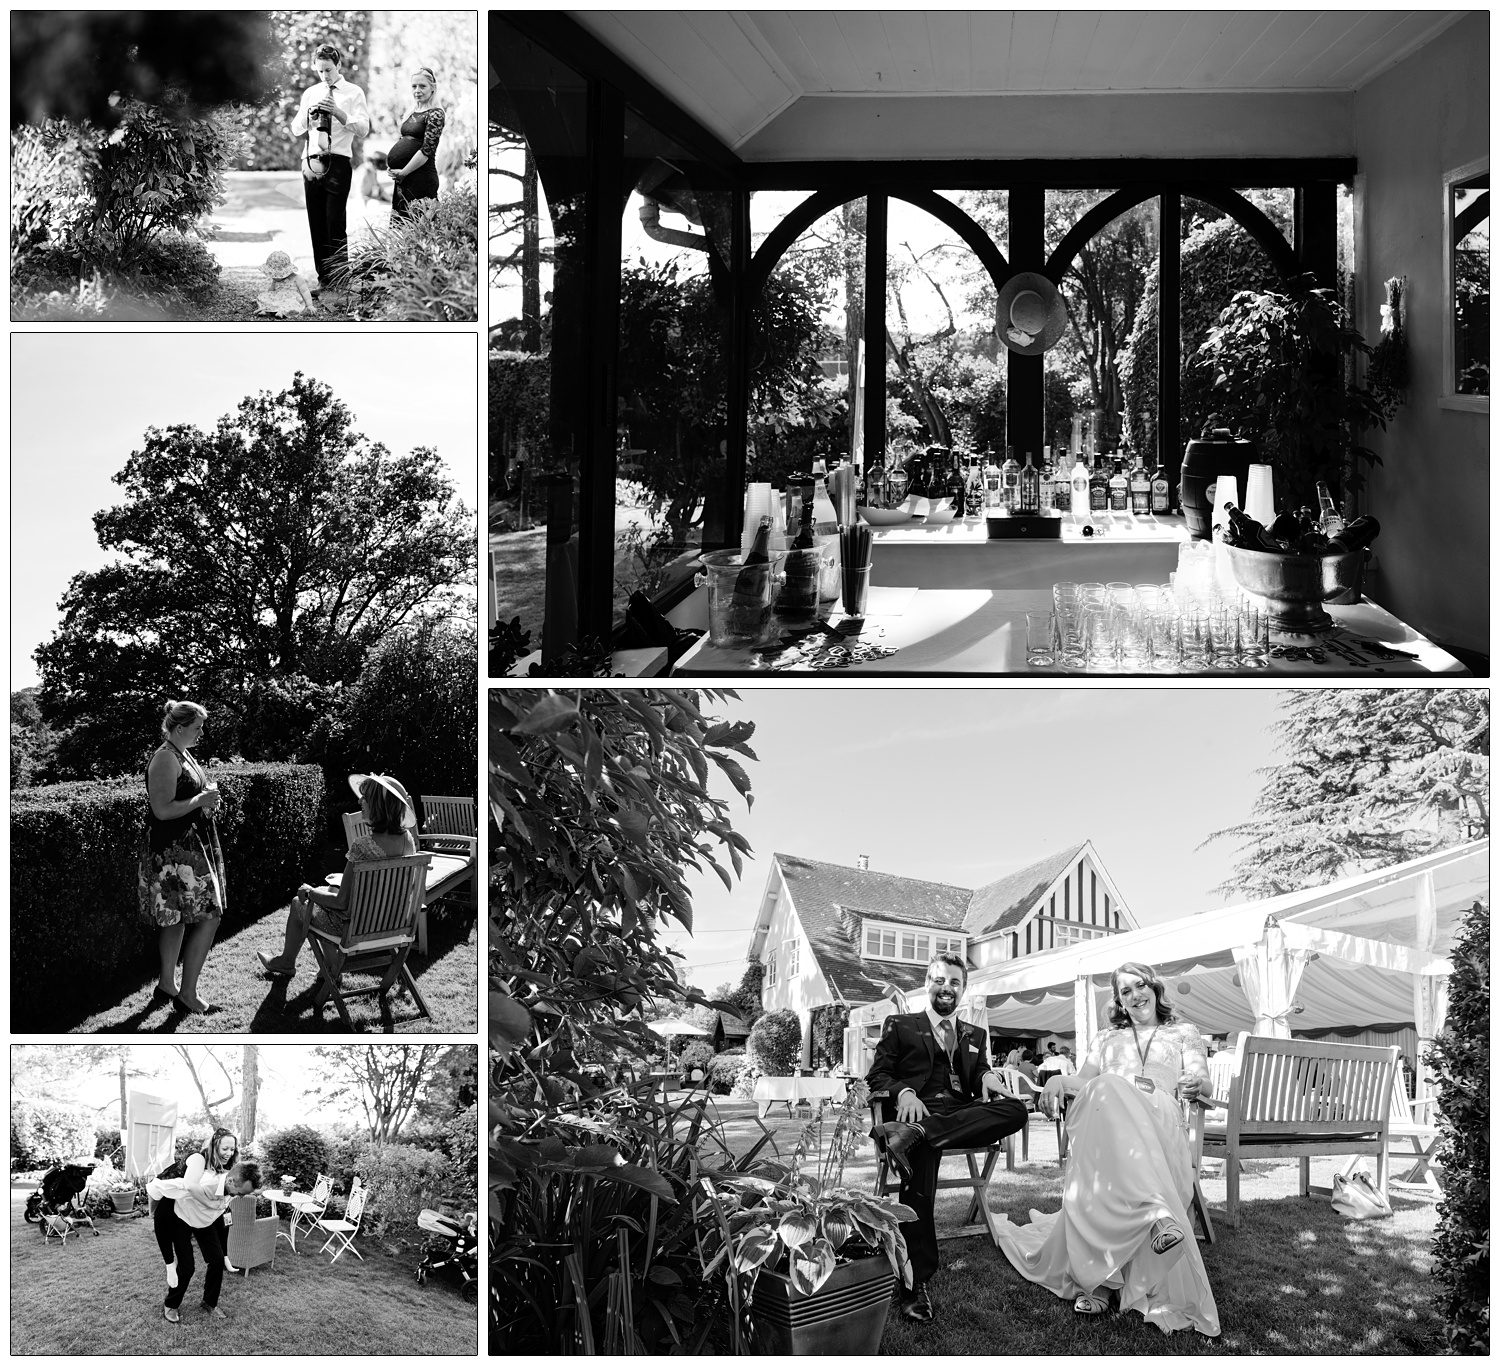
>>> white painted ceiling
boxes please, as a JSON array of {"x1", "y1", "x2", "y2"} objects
[{"x1": 570, "y1": 10, "x2": 1469, "y2": 150}]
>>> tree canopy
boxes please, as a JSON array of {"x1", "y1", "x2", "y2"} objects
[
  {"x1": 35, "y1": 373, "x2": 473, "y2": 777},
  {"x1": 1204, "y1": 690, "x2": 1489, "y2": 899}
]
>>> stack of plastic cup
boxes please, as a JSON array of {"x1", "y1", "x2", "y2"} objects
[
  {"x1": 1244, "y1": 465, "x2": 1275, "y2": 528},
  {"x1": 741, "y1": 483, "x2": 773, "y2": 556}
]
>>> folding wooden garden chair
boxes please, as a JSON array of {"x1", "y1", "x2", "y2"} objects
[
  {"x1": 315, "y1": 1182, "x2": 368, "y2": 1264},
  {"x1": 340, "y1": 811, "x2": 473, "y2": 956},
  {"x1": 307, "y1": 854, "x2": 431, "y2": 1026}
]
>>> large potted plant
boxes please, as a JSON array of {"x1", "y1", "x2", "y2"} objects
[
  {"x1": 706, "y1": 1078, "x2": 915, "y2": 1356},
  {"x1": 1194, "y1": 275, "x2": 1398, "y2": 515}
]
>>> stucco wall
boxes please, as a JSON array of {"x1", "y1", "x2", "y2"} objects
[
  {"x1": 1355, "y1": 13, "x2": 1489, "y2": 658},
  {"x1": 758, "y1": 881, "x2": 833, "y2": 1066},
  {"x1": 742, "y1": 90, "x2": 1353, "y2": 161}
]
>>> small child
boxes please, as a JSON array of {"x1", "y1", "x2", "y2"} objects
[
  {"x1": 149, "y1": 1160, "x2": 261, "y2": 1284},
  {"x1": 255, "y1": 250, "x2": 317, "y2": 317}
]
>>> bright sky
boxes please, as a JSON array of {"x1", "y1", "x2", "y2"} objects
[
  {"x1": 12, "y1": 1045, "x2": 374, "y2": 1134},
  {"x1": 10, "y1": 333, "x2": 479, "y2": 688},
  {"x1": 668, "y1": 688, "x2": 1288, "y2": 993}
]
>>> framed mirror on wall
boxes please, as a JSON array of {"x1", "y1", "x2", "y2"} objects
[{"x1": 1442, "y1": 156, "x2": 1488, "y2": 410}]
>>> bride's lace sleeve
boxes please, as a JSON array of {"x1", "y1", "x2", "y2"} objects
[{"x1": 1174, "y1": 1021, "x2": 1211, "y2": 1088}]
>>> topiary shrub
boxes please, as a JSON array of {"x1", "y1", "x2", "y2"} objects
[
  {"x1": 349, "y1": 1141, "x2": 452, "y2": 1240},
  {"x1": 262, "y1": 1124, "x2": 335, "y2": 1192},
  {"x1": 707, "y1": 1051, "x2": 746, "y2": 1096},
  {"x1": 747, "y1": 1008, "x2": 803, "y2": 1077},
  {"x1": 342, "y1": 181, "x2": 477, "y2": 321},
  {"x1": 1426, "y1": 900, "x2": 1488, "y2": 1354},
  {"x1": 12, "y1": 1100, "x2": 98, "y2": 1169},
  {"x1": 320, "y1": 618, "x2": 477, "y2": 820},
  {"x1": 678, "y1": 1040, "x2": 714, "y2": 1076},
  {"x1": 9, "y1": 762, "x2": 325, "y2": 1026}
]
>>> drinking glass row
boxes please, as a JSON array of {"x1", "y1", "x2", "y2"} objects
[{"x1": 1027, "y1": 581, "x2": 1270, "y2": 672}]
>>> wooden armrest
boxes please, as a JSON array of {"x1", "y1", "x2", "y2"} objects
[{"x1": 1193, "y1": 1095, "x2": 1228, "y2": 1111}]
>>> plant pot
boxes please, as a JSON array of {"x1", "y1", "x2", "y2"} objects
[
  {"x1": 110, "y1": 1190, "x2": 136, "y2": 1213},
  {"x1": 1225, "y1": 544, "x2": 1367, "y2": 634},
  {"x1": 750, "y1": 1254, "x2": 895, "y2": 1356}
]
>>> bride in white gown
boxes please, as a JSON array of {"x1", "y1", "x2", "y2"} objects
[{"x1": 992, "y1": 961, "x2": 1221, "y2": 1337}]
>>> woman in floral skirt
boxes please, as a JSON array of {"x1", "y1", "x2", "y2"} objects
[{"x1": 138, "y1": 701, "x2": 225, "y2": 1015}]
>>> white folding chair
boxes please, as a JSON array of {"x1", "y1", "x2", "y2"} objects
[
  {"x1": 288, "y1": 1173, "x2": 331, "y2": 1249},
  {"x1": 317, "y1": 1182, "x2": 368, "y2": 1264}
]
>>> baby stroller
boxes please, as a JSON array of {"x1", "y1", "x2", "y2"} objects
[
  {"x1": 24, "y1": 1163, "x2": 99, "y2": 1244},
  {"x1": 415, "y1": 1208, "x2": 477, "y2": 1301}
]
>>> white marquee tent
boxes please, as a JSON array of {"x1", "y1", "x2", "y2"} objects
[{"x1": 848, "y1": 842, "x2": 1486, "y2": 1096}]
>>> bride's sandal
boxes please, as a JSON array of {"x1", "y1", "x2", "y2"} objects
[
  {"x1": 1149, "y1": 1216, "x2": 1185, "y2": 1255},
  {"x1": 1074, "y1": 1292, "x2": 1112, "y2": 1316}
]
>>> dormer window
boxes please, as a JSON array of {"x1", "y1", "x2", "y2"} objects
[{"x1": 862, "y1": 920, "x2": 965, "y2": 965}]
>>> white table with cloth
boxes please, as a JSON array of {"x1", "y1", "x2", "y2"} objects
[{"x1": 751, "y1": 1076, "x2": 848, "y2": 1118}]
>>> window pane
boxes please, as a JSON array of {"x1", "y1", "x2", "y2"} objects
[
  {"x1": 616, "y1": 111, "x2": 735, "y2": 625},
  {"x1": 749, "y1": 194, "x2": 865, "y2": 485},
  {"x1": 488, "y1": 21, "x2": 589, "y2": 666},
  {"x1": 1454, "y1": 177, "x2": 1490, "y2": 395}
]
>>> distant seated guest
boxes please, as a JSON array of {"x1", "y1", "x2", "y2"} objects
[
  {"x1": 1018, "y1": 1051, "x2": 1040, "y2": 1083},
  {"x1": 257, "y1": 772, "x2": 417, "y2": 979}
]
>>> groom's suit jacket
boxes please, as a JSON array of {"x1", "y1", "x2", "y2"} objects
[{"x1": 866, "y1": 1011, "x2": 994, "y2": 1105}]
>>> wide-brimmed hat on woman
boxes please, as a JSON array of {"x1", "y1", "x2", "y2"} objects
[
  {"x1": 995, "y1": 270, "x2": 1067, "y2": 356},
  {"x1": 348, "y1": 772, "x2": 418, "y2": 830}
]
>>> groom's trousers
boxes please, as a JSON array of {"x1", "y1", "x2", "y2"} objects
[
  {"x1": 303, "y1": 154, "x2": 353, "y2": 286},
  {"x1": 893, "y1": 1093, "x2": 1029, "y2": 1287}
]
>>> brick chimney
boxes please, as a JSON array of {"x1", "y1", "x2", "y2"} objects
[{"x1": 857, "y1": 854, "x2": 870, "y2": 872}]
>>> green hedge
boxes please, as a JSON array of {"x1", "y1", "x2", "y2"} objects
[
  {"x1": 747, "y1": 1008, "x2": 803, "y2": 1077},
  {"x1": 12, "y1": 1100, "x2": 96, "y2": 1170},
  {"x1": 10, "y1": 762, "x2": 326, "y2": 1023}
]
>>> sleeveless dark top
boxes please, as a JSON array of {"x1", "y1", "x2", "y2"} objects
[{"x1": 146, "y1": 742, "x2": 210, "y2": 854}]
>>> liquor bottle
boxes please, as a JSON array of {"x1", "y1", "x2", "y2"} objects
[
  {"x1": 964, "y1": 451, "x2": 985, "y2": 518},
  {"x1": 1150, "y1": 456, "x2": 1172, "y2": 515},
  {"x1": 865, "y1": 458, "x2": 888, "y2": 510},
  {"x1": 944, "y1": 447, "x2": 968, "y2": 517},
  {"x1": 1038, "y1": 447, "x2": 1057, "y2": 512},
  {"x1": 1316, "y1": 481, "x2": 1346, "y2": 537},
  {"x1": 1129, "y1": 452, "x2": 1151, "y2": 515},
  {"x1": 811, "y1": 472, "x2": 839, "y2": 537},
  {"x1": 1001, "y1": 447, "x2": 1021, "y2": 513},
  {"x1": 1089, "y1": 452, "x2": 1110, "y2": 513},
  {"x1": 983, "y1": 446, "x2": 1002, "y2": 509},
  {"x1": 1108, "y1": 457, "x2": 1129, "y2": 512},
  {"x1": 1070, "y1": 456, "x2": 1091, "y2": 518},
  {"x1": 1019, "y1": 450, "x2": 1041, "y2": 514},
  {"x1": 775, "y1": 477, "x2": 821, "y2": 622}
]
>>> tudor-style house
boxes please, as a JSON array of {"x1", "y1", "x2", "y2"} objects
[{"x1": 746, "y1": 843, "x2": 1135, "y2": 1068}]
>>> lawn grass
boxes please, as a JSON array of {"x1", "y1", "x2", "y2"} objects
[
  {"x1": 61, "y1": 901, "x2": 477, "y2": 1035},
  {"x1": 703, "y1": 1098, "x2": 1446, "y2": 1355},
  {"x1": 10, "y1": 1184, "x2": 475, "y2": 1356}
]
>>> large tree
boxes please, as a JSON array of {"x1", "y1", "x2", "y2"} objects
[
  {"x1": 35, "y1": 373, "x2": 473, "y2": 777},
  {"x1": 314, "y1": 1044, "x2": 447, "y2": 1142},
  {"x1": 1204, "y1": 690, "x2": 1489, "y2": 899}
]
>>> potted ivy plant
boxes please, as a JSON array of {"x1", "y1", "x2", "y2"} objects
[
  {"x1": 1194, "y1": 275, "x2": 1399, "y2": 514},
  {"x1": 704, "y1": 1078, "x2": 915, "y2": 1355}
]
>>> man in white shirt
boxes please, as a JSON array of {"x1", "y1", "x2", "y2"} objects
[{"x1": 290, "y1": 42, "x2": 370, "y2": 294}]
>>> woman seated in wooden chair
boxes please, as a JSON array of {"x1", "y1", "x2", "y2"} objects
[{"x1": 256, "y1": 773, "x2": 417, "y2": 979}]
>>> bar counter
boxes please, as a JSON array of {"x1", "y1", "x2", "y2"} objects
[{"x1": 669, "y1": 516, "x2": 1468, "y2": 676}]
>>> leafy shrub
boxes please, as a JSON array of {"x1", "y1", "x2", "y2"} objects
[
  {"x1": 10, "y1": 121, "x2": 93, "y2": 279},
  {"x1": 747, "y1": 1008, "x2": 803, "y2": 1077},
  {"x1": 730, "y1": 1060, "x2": 764, "y2": 1101},
  {"x1": 707, "y1": 1051, "x2": 746, "y2": 1096},
  {"x1": 84, "y1": 98, "x2": 247, "y2": 273},
  {"x1": 9, "y1": 763, "x2": 325, "y2": 1026},
  {"x1": 342, "y1": 181, "x2": 477, "y2": 321},
  {"x1": 12, "y1": 1101, "x2": 96, "y2": 1169},
  {"x1": 94, "y1": 1126, "x2": 123, "y2": 1167},
  {"x1": 810, "y1": 1004, "x2": 851, "y2": 1071},
  {"x1": 262, "y1": 1124, "x2": 335, "y2": 1192},
  {"x1": 320, "y1": 618, "x2": 477, "y2": 819},
  {"x1": 123, "y1": 230, "x2": 220, "y2": 307},
  {"x1": 1427, "y1": 900, "x2": 1489, "y2": 1354},
  {"x1": 678, "y1": 1040, "x2": 714, "y2": 1076},
  {"x1": 349, "y1": 1141, "x2": 452, "y2": 1240},
  {"x1": 443, "y1": 1103, "x2": 478, "y2": 1204}
]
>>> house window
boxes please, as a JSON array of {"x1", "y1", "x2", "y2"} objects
[
  {"x1": 862, "y1": 922, "x2": 963, "y2": 965},
  {"x1": 1445, "y1": 157, "x2": 1489, "y2": 404},
  {"x1": 786, "y1": 938, "x2": 799, "y2": 976},
  {"x1": 933, "y1": 934, "x2": 964, "y2": 958},
  {"x1": 765, "y1": 949, "x2": 777, "y2": 987},
  {"x1": 864, "y1": 926, "x2": 897, "y2": 957}
]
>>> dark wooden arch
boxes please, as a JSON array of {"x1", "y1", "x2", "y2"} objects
[
  {"x1": 1046, "y1": 184, "x2": 1300, "y2": 282},
  {"x1": 748, "y1": 186, "x2": 1012, "y2": 298}
]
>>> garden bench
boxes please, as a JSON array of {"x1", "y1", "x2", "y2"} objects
[{"x1": 1193, "y1": 1035, "x2": 1398, "y2": 1228}]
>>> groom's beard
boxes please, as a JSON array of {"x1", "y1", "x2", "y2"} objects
[{"x1": 928, "y1": 986, "x2": 959, "y2": 1016}]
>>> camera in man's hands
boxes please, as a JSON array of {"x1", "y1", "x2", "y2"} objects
[{"x1": 310, "y1": 104, "x2": 334, "y2": 137}]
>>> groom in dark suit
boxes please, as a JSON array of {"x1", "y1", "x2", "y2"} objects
[{"x1": 867, "y1": 952, "x2": 1029, "y2": 1322}]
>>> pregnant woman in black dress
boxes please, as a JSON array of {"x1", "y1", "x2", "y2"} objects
[{"x1": 387, "y1": 67, "x2": 445, "y2": 218}]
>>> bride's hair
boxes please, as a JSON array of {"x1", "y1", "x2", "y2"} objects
[{"x1": 1106, "y1": 961, "x2": 1177, "y2": 1029}]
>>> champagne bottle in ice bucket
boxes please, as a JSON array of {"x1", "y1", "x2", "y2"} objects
[
  {"x1": 775, "y1": 476, "x2": 821, "y2": 623},
  {"x1": 724, "y1": 515, "x2": 776, "y2": 642}
]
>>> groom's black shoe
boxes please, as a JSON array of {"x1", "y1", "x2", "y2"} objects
[
  {"x1": 897, "y1": 1284, "x2": 934, "y2": 1323},
  {"x1": 875, "y1": 1121, "x2": 922, "y2": 1176}
]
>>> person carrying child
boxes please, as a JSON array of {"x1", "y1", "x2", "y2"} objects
[{"x1": 148, "y1": 1128, "x2": 259, "y2": 1324}]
